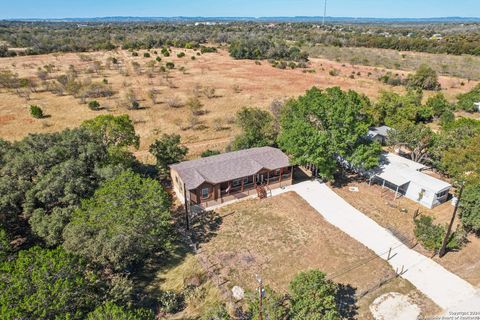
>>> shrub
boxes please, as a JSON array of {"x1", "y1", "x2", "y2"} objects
[
  {"x1": 187, "y1": 97, "x2": 203, "y2": 115},
  {"x1": 132, "y1": 52, "x2": 138, "y2": 57},
  {"x1": 177, "y1": 52, "x2": 186, "y2": 58},
  {"x1": 88, "y1": 100, "x2": 101, "y2": 111},
  {"x1": 166, "y1": 62, "x2": 175, "y2": 69},
  {"x1": 156, "y1": 56, "x2": 162, "y2": 62},
  {"x1": 200, "y1": 46, "x2": 218, "y2": 54},
  {"x1": 191, "y1": 56, "x2": 196, "y2": 60},
  {"x1": 129, "y1": 101, "x2": 140, "y2": 110},
  {"x1": 414, "y1": 215, "x2": 463, "y2": 251},
  {"x1": 157, "y1": 291, "x2": 184, "y2": 314},
  {"x1": 161, "y1": 47, "x2": 170, "y2": 57},
  {"x1": 143, "y1": 52, "x2": 151, "y2": 58},
  {"x1": 457, "y1": 84, "x2": 480, "y2": 112},
  {"x1": 82, "y1": 82, "x2": 114, "y2": 98},
  {"x1": 329, "y1": 69, "x2": 340, "y2": 76},
  {"x1": 201, "y1": 149, "x2": 221, "y2": 158},
  {"x1": 407, "y1": 64, "x2": 441, "y2": 91},
  {"x1": 166, "y1": 96, "x2": 182, "y2": 108},
  {"x1": 201, "y1": 304, "x2": 230, "y2": 320},
  {"x1": 30, "y1": 105, "x2": 43, "y2": 118}
]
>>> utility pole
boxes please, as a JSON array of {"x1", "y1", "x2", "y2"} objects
[
  {"x1": 183, "y1": 183, "x2": 190, "y2": 231},
  {"x1": 439, "y1": 183, "x2": 465, "y2": 257},
  {"x1": 323, "y1": 0, "x2": 328, "y2": 25},
  {"x1": 256, "y1": 274, "x2": 264, "y2": 320}
]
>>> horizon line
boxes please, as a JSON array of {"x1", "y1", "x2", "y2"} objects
[{"x1": 2, "y1": 15, "x2": 480, "y2": 21}]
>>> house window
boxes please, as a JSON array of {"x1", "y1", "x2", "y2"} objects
[
  {"x1": 201, "y1": 187, "x2": 209, "y2": 199},
  {"x1": 275, "y1": 169, "x2": 281, "y2": 176},
  {"x1": 232, "y1": 179, "x2": 241, "y2": 187},
  {"x1": 243, "y1": 177, "x2": 250, "y2": 184},
  {"x1": 436, "y1": 190, "x2": 449, "y2": 199}
]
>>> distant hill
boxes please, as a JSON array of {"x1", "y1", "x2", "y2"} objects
[{"x1": 4, "y1": 16, "x2": 480, "y2": 24}]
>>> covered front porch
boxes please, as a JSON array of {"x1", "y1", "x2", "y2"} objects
[{"x1": 190, "y1": 166, "x2": 294, "y2": 209}]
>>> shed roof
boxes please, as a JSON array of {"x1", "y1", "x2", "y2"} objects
[
  {"x1": 375, "y1": 153, "x2": 451, "y2": 192},
  {"x1": 170, "y1": 147, "x2": 290, "y2": 190},
  {"x1": 367, "y1": 125, "x2": 393, "y2": 138}
]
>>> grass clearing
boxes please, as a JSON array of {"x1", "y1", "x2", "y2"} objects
[{"x1": 197, "y1": 192, "x2": 440, "y2": 318}]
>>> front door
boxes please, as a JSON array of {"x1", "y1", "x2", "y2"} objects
[{"x1": 256, "y1": 173, "x2": 265, "y2": 185}]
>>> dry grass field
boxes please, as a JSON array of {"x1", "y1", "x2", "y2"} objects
[
  {"x1": 331, "y1": 178, "x2": 480, "y2": 288},
  {"x1": 0, "y1": 48, "x2": 477, "y2": 161},
  {"x1": 197, "y1": 192, "x2": 440, "y2": 318}
]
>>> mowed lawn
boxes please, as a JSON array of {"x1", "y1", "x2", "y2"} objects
[{"x1": 197, "y1": 192, "x2": 440, "y2": 318}]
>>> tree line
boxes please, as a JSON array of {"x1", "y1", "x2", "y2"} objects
[{"x1": 1, "y1": 21, "x2": 479, "y2": 57}]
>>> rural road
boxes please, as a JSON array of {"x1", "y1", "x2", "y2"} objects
[{"x1": 272, "y1": 180, "x2": 480, "y2": 313}]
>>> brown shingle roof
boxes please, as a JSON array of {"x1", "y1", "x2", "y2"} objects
[{"x1": 170, "y1": 147, "x2": 291, "y2": 190}]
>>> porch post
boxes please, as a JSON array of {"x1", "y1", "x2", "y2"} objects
[
  {"x1": 267, "y1": 171, "x2": 270, "y2": 185},
  {"x1": 394, "y1": 185, "x2": 399, "y2": 200}
]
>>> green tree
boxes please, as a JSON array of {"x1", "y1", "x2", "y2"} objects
[
  {"x1": 460, "y1": 176, "x2": 480, "y2": 233},
  {"x1": 278, "y1": 87, "x2": 381, "y2": 180},
  {"x1": 425, "y1": 93, "x2": 452, "y2": 118},
  {"x1": 414, "y1": 215, "x2": 463, "y2": 251},
  {"x1": 369, "y1": 90, "x2": 424, "y2": 126},
  {"x1": 63, "y1": 170, "x2": 172, "y2": 270},
  {"x1": 86, "y1": 302, "x2": 154, "y2": 320},
  {"x1": 149, "y1": 134, "x2": 188, "y2": 177},
  {"x1": 232, "y1": 107, "x2": 277, "y2": 150},
  {"x1": 457, "y1": 84, "x2": 480, "y2": 112},
  {"x1": 0, "y1": 129, "x2": 117, "y2": 244},
  {"x1": 247, "y1": 286, "x2": 290, "y2": 320},
  {"x1": 82, "y1": 114, "x2": 140, "y2": 149},
  {"x1": 0, "y1": 246, "x2": 100, "y2": 319},
  {"x1": 406, "y1": 64, "x2": 441, "y2": 91},
  {"x1": 30, "y1": 105, "x2": 44, "y2": 118},
  {"x1": 387, "y1": 123, "x2": 434, "y2": 164},
  {"x1": 289, "y1": 270, "x2": 340, "y2": 320}
]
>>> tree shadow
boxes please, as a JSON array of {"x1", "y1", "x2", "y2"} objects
[{"x1": 336, "y1": 284, "x2": 358, "y2": 319}]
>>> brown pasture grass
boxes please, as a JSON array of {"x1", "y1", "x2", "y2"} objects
[
  {"x1": 1, "y1": 48, "x2": 477, "y2": 161},
  {"x1": 199, "y1": 192, "x2": 440, "y2": 317}
]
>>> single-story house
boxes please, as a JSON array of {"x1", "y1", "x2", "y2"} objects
[
  {"x1": 170, "y1": 147, "x2": 293, "y2": 208},
  {"x1": 370, "y1": 153, "x2": 451, "y2": 209},
  {"x1": 367, "y1": 125, "x2": 393, "y2": 145}
]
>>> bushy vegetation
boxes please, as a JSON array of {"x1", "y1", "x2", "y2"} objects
[
  {"x1": 457, "y1": 84, "x2": 480, "y2": 112},
  {"x1": 414, "y1": 215, "x2": 463, "y2": 251},
  {"x1": 278, "y1": 87, "x2": 381, "y2": 180},
  {"x1": 232, "y1": 107, "x2": 278, "y2": 150},
  {"x1": 29, "y1": 105, "x2": 44, "y2": 118}
]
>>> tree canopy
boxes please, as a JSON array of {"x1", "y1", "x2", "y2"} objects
[
  {"x1": 82, "y1": 114, "x2": 139, "y2": 149},
  {"x1": 406, "y1": 64, "x2": 441, "y2": 91},
  {"x1": 63, "y1": 170, "x2": 172, "y2": 270},
  {"x1": 232, "y1": 107, "x2": 278, "y2": 150},
  {"x1": 387, "y1": 122, "x2": 434, "y2": 164},
  {"x1": 457, "y1": 84, "x2": 480, "y2": 112},
  {"x1": 278, "y1": 87, "x2": 381, "y2": 180},
  {"x1": 0, "y1": 246, "x2": 100, "y2": 319},
  {"x1": 0, "y1": 128, "x2": 125, "y2": 245},
  {"x1": 289, "y1": 270, "x2": 340, "y2": 320},
  {"x1": 149, "y1": 134, "x2": 188, "y2": 177}
]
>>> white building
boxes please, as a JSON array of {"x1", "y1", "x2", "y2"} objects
[
  {"x1": 474, "y1": 102, "x2": 480, "y2": 112},
  {"x1": 367, "y1": 125, "x2": 393, "y2": 145},
  {"x1": 370, "y1": 153, "x2": 451, "y2": 209}
]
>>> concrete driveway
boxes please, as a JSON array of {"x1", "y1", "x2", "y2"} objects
[{"x1": 273, "y1": 180, "x2": 480, "y2": 313}]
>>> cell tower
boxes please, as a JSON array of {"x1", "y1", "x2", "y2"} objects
[{"x1": 323, "y1": 0, "x2": 328, "y2": 25}]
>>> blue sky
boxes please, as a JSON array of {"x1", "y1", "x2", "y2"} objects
[{"x1": 1, "y1": 0, "x2": 479, "y2": 19}]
